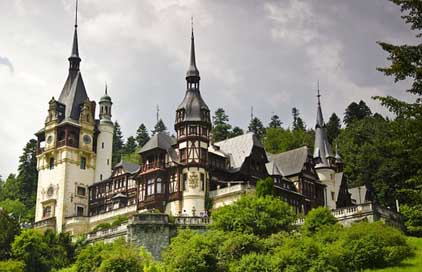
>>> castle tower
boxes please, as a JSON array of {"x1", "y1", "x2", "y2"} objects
[
  {"x1": 174, "y1": 25, "x2": 211, "y2": 216},
  {"x1": 95, "y1": 84, "x2": 114, "y2": 182},
  {"x1": 313, "y1": 86, "x2": 337, "y2": 209},
  {"x1": 34, "y1": 2, "x2": 96, "y2": 233}
]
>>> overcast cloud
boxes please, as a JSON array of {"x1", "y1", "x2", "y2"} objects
[{"x1": 0, "y1": 0, "x2": 417, "y2": 177}]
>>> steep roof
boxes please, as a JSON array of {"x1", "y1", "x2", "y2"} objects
[
  {"x1": 58, "y1": 72, "x2": 88, "y2": 121},
  {"x1": 213, "y1": 133, "x2": 264, "y2": 170},
  {"x1": 176, "y1": 89, "x2": 209, "y2": 121},
  {"x1": 269, "y1": 146, "x2": 311, "y2": 177},
  {"x1": 313, "y1": 90, "x2": 334, "y2": 168}
]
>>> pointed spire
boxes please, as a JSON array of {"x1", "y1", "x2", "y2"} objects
[
  {"x1": 186, "y1": 16, "x2": 200, "y2": 80},
  {"x1": 316, "y1": 80, "x2": 324, "y2": 128},
  {"x1": 313, "y1": 82, "x2": 334, "y2": 168},
  {"x1": 69, "y1": 0, "x2": 81, "y2": 71},
  {"x1": 105, "y1": 82, "x2": 108, "y2": 95}
]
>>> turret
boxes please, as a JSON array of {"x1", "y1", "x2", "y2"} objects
[
  {"x1": 95, "y1": 84, "x2": 114, "y2": 182},
  {"x1": 174, "y1": 22, "x2": 211, "y2": 216}
]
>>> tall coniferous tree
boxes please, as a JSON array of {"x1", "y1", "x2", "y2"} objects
[
  {"x1": 135, "y1": 123, "x2": 150, "y2": 147},
  {"x1": 231, "y1": 126, "x2": 244, "y2": 138},
  {"x1": 112, "y1": 121, "x2": 124, "y2": 166},
  {"x1": 326, "y1": 113, "x2": 341, "y2": 144},
  {"x1": 292, "y1": 107, "x2": 306, "y2": 131},
  {"x1": 343, "y1": 100, "x2": 372, "y2": 126},
  {"x1": 248, "y1": 117, "x2": 266, "y2": 140},
  {"x1": 268, "y1": 114, "x2": 282, "y2": 128},
  {"x1": 16, "y1": 139, "x2": 38, "y2": 207},
  {"x1": 212, "y1": 108, "x2": 232, "y2": 142},
  {"x1": 123, "y1": 136, "x2": 137, "y2": 154},
  {"x1": 152, "y1": 119, "x2": 168, "y2": 135}
]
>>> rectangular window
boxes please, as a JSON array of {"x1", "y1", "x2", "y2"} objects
[
  {"x1": 80, "y1": 157, "x2": 86, "y2": 169},
  {"x1": 77, "y1": 186, "x2": 86, "y2": 196},
  {"x1": 49, "y1": 158, "x2": 54, "y2": 170},
  {"x1": 331, "y1": 191, "x2": 335, "y2": 201},
  {"x1": 139, "y1": 183, "x2": 145, "y2": 201},
  {"x1": 189, "y1": 126, "x2": 197, "y2": 135},
  {"x1": 76, "y1": 206, "x2": 84, "y2": 216},
  {"x1": 183, "y1": 173, "x2": 187, "y2": 191},
  {"x1": 147, "y1": 179, "x2": 154, "y2": 195},
  {"x1": 156, "y1": 178, "x2": 162, "y2": 194},
  {"x1": 200, "y1": 173, "x2": 205, "y2": 191},
  {"x1": 43, "y1": 206, "x2": 52, "y2": 218}
]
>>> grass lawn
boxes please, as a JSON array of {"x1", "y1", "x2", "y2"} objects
[{"x1": 365, "y1": 237, "x2": 422, "y2": 272}]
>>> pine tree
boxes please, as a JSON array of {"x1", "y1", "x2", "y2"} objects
[
  {"x1": 212, "y1": 108, "x2": 232, "y2": 142},
  {"x1": 292, "y1": 108, "x2": 306, "y2": 131},
  {"x1": 343, "y1": 100, "x2": 372, "y2": 126},
  {"x1": 326, "y1": 113, "x2": 341, "y2": 144},
  {"x1": 268, "y1": 114, "x2": 282, "y2": 128},
  {"x1": 123, "y1": 136, "x2": 137, "y2": 154},
  {"x1": 230, "y1": 126, "x2": 244, "y2": 138},
  {"x1": 16, "y1": 139, "x2": 38, "y2": 207},
  {"x1": 135, "y1": 123, "x2": 150, "y2": 147},
  {"x1": 248, "y1": 117, "x2": 265, "y2": 140},
  {"x1": 112, "y1": 121, "x2": 124, "y2": 166},
  {"x1": 152, "y1": 119, "x2": 168, "y2": 135}
]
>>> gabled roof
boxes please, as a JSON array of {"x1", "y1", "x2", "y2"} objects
[
  {"x1": 114, "y1": 161, "x2": 140, "y2": 174},
  {"x1": 265, "y1": 161, "x2": 284, "y2": 176},
  {"x1": 269, "y1": 146, "x2": 311, "y2": 177},
  {"x1": 212, "y1": 133, "x2": 264, "y2": 170}
]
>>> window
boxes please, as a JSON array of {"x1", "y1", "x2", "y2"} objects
[
  {"x1": 77, "y1": 186, "x2": 86, "y2": 196},
  {"x1": 43, "y1": 206, "x2": 52, "y2": 218},
  {"x1": 147, "y1": 179, "x2": 154, "y2": 195},
  {"x1": 200, "y1": 173, "x2": 205, "y2": 191},
  {"x1": 107, "y1": 159, "x2": 110, "y2": 165},
  {"x1": 139, "y1": 183, "x2": 145, "y2": 201},
  {"x1": 189, "y1": 126, "x2": 197, "y2": 135},
  {"x1": 100, "y1": 174, "x2": 103, "y2": 181},
  {"x1": 201, "y1": 148, "x2": 207, "y2": 162},
  {"x1": 179, "y1": 126, "x2": 185, "y2": 136},
  {"x1": 102, "y1": 142, "x2": 104, "y2": 149},
  {"x1": 180, "y1": 149, "x2": 187, "y2": 161},
  {"x1": 331, "y1": 191, "x2": 335, "y2": 201},
  {"x1": 156, "y1": 178, "x2": 162, "y2": 194},
  {"x1": 76, "y1": 206, "x2": 84, "y2": 216},
  {"x1": 183, "y1": 173, "x2": 187, "y2": 191},
  {"x1": 169, "y1": 175, "x2": 177, "y2": 193},
  {"x1": 49, "y1": 158, "x2": 54, "y2": 170},
  {"x1": 80, "y1": 157, "x2": 86, "y2": 169}
]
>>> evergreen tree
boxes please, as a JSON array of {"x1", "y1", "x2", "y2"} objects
[
  {"x1": 152, "y1": 119, "x2": 168, "y2": 135},
  {"x1": 248, "y1": 117, "x2": 265, "y2": 140},
  {"x1": 268, "y1": 114, "x2": 282, "y2": 129},
  {"x1": 135, "y1": 123, "x2": 150, "y2": 147},
  {"x1": 123, "y1": 136, "x2": 137, "y2": 155},
  {"x1": 212, "y1": 108, "x2": 232, "y2": 142},
  {"x1": 343, "y1": 100, "x2": 372, "y2": 126},
  {"x1": 292, "y1": 108, "x2": 306, "y2": 131},
  {"x1": 326, "y1": 113, "x2": 341, "y2": 144},
  {"x1": 230, "y1": 126, "x2": 244, "y2": 138},
  {"x1": 16, "y1": 139, "x2": 38, "y2": 207},
  {"x1": 112, "y1": 121, "x2": 124, "y2": 166}
]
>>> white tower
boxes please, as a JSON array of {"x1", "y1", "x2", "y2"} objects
[
  {"x1": 95, "y1": 85, "x2": 114, "y2": 182},
  {"x1": 35, "y1": 4, "x2": 97, "y2": 233}
]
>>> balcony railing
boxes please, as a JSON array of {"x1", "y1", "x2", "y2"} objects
[
  {"x1": 56, "y1": 139, "x2": 79, "y2": 148},
  {"x1": 140, "y1": 161, "x2": 166, "y2": 172},
  {"x1": 174, "y1": 216, "x2": 210, "y2": 226},
  {"x1": 34, "y1": 217, "x2": 56, "y2": 230}
]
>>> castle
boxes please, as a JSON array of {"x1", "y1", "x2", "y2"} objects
[{"x1": 34, "y1": 7, "x2": 374, "y2": 236}]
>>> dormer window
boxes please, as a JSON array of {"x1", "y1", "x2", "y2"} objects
[{"x1": 189, "y1": 126, "x2": 197, "y2": 135}]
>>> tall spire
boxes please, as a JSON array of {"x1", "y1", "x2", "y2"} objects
[
  {"x1": 69, "y1": 0, "x2": 81, "y2": 71},
  {"x1": 313, "y1": 82, "x2": 334, "y2": 168},
  {"x1": 186, "y1": 16, "x2": 200, "y2": 80}
]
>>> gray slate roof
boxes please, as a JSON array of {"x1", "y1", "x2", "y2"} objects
[
  {"x1": 212, "y1": 133, "x2": 264, "y2": 170},
  {"x1": 313, "y1": 96, "x2": 334, "y2": 168},
  {"x1": 265, "y1": 161, "x2": 284, "y2": 176},
  {"x1": 176, "y1": 89, "x2": 209, "y2": 122},
  {"x1": 269, "y1": 146, "x2": 311, "y2": 177},
  {"x1": 114, "y1": 161, "x2": 140, "y2": 174},
  {"x1": 139, "y1": 132, "x2": 179, "y2": 162}
]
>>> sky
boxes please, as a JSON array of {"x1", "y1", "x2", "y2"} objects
[{"x1": 0, "y1": 0, "x2": 418, "y2": 178}]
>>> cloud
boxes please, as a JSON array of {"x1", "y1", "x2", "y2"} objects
[
  {"x1": 0, "y1": 56, "x2": 14, "y2": 73},
  {"x1": 0, "y1": 0, "x2": 418, "y2": 177}
]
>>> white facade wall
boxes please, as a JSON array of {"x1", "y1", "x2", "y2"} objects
[
  {"x1": 181, "y1": 167, "x2": 207, "y2": 216},
  {"x1": 316, "y1": 168, "x2": 337, "y2": 210},
  {"x1": 95, "y1": 121, "x2": 114, "y2": 182}
]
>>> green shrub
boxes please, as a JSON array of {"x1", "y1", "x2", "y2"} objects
[
  {"x1": 0, "y1": 260, "x2": 25, "y2": 272},
  {"x1": 302, "y1": 207, "x2": 337, "y2": 235}
]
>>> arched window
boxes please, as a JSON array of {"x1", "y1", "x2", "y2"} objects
[{"x1": 156, "y1": 178, "x2": 162, "y2": 194}]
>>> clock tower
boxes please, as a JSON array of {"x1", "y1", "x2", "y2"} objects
[
  {"x1": 174, "y1": 26, "x2": 211, "y2": 216},
  {"x1": 34, "y1": 3, "x2": 112, "y2": 233}
]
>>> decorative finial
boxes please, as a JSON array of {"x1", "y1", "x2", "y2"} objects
[
  {"x1": 156, "y1": 104, "x2": 160, "y2": 123},
  {"x1": 250, "y1": 106, "x2": 254, "y2": 121},
  {"x1": 105, "y1": 82, "x2": 108, "y2": 95},
  {"x1": 317, "y1": 80, "x2": 321, "y2": 105},
  {"x1": 75, "y1": 0, "x2": 79, "y2": 28}
]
